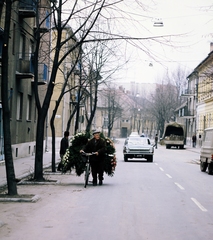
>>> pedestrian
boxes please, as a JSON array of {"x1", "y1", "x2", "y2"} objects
[
  {"x1": 155, "y1": 134, "x2": 158, "y2": 149},
  {"x1": 80, "y1": 130, "x2": 106, "y2": 186},
  {"x1": 192, "y1": 134, "x2": 197, "y2": 148},
  {"x1": 57, "y1": 131, "x2": 69, "y2": 171}
]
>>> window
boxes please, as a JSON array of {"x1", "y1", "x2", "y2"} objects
[
  {"x1": 43, "y1": 63, "x2": 48, "y2": 81},
  {"x1": 0, "y1": 34, "x2": 3, "y2": 58},
  {"x1": 46, "y1": 10, "x2": 50, "y2": 29},
  {"x1": 9, "y1": 88, "x2": 13, "y2": 119},
  {"x1": 17, "y1": 92, "x2": 23, "y2": 120},
  {"x1": 12, "y1": 23, "x2": 16, "y2": 55},
  {"x1": 26, "y1": 95, "x2": 32, "y2": 121},
  {"x1": 34, "y1": 103, "x2": 37, "y2": 122},
  {"x1": 103, "y1": 117, "x2": 108, "y2": 129},
  {"x1": 19, "y1": 34, "x2": 25, "y2": 59}
]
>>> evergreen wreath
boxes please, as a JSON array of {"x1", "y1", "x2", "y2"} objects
[{"x1": 61, "y1": 132, "x2": 117, "y2": 176}]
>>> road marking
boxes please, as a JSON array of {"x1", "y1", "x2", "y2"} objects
[
  {"x1": 191, "y1": 198, "x2": 207, "y2": 212},
  {"x1": 174, "y1": 182, "x2": 185, "y2": 190},
  {"x1": 159, "y1": 167, "x2": 164, "y2": 171},
  {"x1": 166, "y1": 174, "x2": 172, "y2": 178}
]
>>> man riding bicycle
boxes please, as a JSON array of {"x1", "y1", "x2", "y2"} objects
[{"x1": 80, "y1": 130, "x2": 106, "y2": 186}]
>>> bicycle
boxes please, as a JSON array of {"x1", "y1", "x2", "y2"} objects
[{"x1": 81, "y1": 151, "x2": 96, "y2": 188}]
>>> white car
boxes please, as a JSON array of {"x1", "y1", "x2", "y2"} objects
[{"x1": 123, "y1": 137, "x2": 154, "y2": 162}]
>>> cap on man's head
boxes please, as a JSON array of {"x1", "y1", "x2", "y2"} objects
[{"x1": 93, "y1": 130, "x2": 100, "y2": 135}]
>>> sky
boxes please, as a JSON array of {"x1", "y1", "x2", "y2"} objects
[{"x1": 111, "y1": 0, "x2": 213, "y2": 86}]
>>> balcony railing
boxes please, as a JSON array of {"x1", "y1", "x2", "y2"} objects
[
  {"x1": 184, "y1": 109, "x2": 194, "y2": 116},
  {"x1": 19, "y1": 0, "x2": 37, "y2": 18},
  {"x1": 37, "y1": 63, "x2": 48, "y2": 84},
  {"x1": 16, "y1": 53, "x2": 34, "y2": 79},
  {"x1": 179, "y1": 107, "x2": 195, "y2": 118},
  {"x1": 181, "y1": 89, "x2": 195, "y2": 96},
  {"x1": 0, "y1": 28, "x2": 3, "y2": 60}
]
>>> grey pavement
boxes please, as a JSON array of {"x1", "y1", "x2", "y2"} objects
[
  {"x1": 0, "y1": 142, "x2": 201, "y2": 190},
  {"x1": 0, "y1": 151, "x2": 61, "y2": 189},
  {"x1": 185, "y1": 144, "x2": 201, "y2": 163}
]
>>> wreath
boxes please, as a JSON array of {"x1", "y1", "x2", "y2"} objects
[{"x1": 61, "y1": 132, "x2": 117, "y2": 176}]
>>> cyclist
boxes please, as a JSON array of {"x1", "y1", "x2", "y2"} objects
[{"x1": 80, "y1": 130, "x2": 106, "y2": 186}]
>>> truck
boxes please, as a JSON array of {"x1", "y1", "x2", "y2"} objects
[
  {"x1": 162, "y1": 122, "x2": 185, "y2": 149},
  {"x1": 200, "y1": 127, "x2": 213, "y2": 175}
]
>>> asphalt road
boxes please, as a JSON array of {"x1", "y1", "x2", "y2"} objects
[{"x1": 0, "y1": 139, "x2": 212, "y2": 240}]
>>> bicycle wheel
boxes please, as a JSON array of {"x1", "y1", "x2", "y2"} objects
[{"x1": 84, "y1": 163, "x2": 90, "y2": 188}]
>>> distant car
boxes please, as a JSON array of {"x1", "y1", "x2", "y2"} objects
[
  {"x1": 123, "y1": 137, "x2": 154, "y2": 162},
  {"x1": 129, "y1": 132, "x2": 139, "y2": 137}
]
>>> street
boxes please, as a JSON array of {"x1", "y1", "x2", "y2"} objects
[{"x1": 0, "y1": 139, "x2": 213, "y2": 240}]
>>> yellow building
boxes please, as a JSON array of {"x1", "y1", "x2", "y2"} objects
[
  {"x1": 196, "y1": 47, "x2": 213, "y2": 142},
  {"x1": 49, "y1": 26, "x2": 82, "y2": 140}
]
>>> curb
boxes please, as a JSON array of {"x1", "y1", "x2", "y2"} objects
[{"x1": 0, "y1": 194, "x2": 41, "y2": 203}]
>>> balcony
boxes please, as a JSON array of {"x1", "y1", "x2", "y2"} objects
[
  {"x1": 34, "y1": 10, "x2": 50, "y2": 33},
  {"x1": 31, "y1": 63, "x2": 48, "y2": 85},
  {"x1": 179, "y1": 107, "x2": 195, "y2": 119},
  {"x1": 0, "y1": 28, "x2": 3, "y2": 61},
  {"x1": 16, "y1": 53, "x2": 34, "y2": 79},
  {"x1": 19, "y1": 0, "x2": 37, "y2": 18},
  {"x1": 181, "y1": 89, "x2": 195, "y2": 97}
]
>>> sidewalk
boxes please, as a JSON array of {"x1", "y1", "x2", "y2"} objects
[
  {"x1": 184, "y1": 144, "x2": 201, "y2": 164},
  {"x1": 0, "y1": 151, "x2": 61, "y2": 189}
]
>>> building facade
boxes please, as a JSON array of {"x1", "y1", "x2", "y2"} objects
[
  {"x1": 177, "y1": 43, "x2": 213, "y2": 147},
  {"x1": 0, "y1": 0, "x2": 51, "y2": 160}
]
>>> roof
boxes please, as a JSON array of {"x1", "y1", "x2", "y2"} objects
[{"x1": 187, "y1": 51, "x2": 213, "y2": 78}]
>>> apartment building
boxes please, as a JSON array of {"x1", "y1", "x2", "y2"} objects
[
  {"x1": 48, "y1": 26, "x2": 82, "y2": 140},
  {"x1": 177, "y1": 43, "x2": 213, "y2": 146},
  {"x1": 0, "y1": 0, "x2": 51, "y2": 160}
]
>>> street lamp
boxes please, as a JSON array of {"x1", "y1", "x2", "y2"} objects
[
  {"x1": 133, "y1": 94, "x2": 140, "y2": 132},
  {"x1": 153, "y1": 18, "x2": 164, "y2": 27}
]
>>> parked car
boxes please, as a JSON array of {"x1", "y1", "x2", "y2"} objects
[
  {"x1": 123, "y1": 137, "x2": 154, "y2": 162},
  {"x1": 200, "y1": 127, "x2": 213, "y2": 175}
]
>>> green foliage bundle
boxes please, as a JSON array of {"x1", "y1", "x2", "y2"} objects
[{"x1": 61, "y1": 132, "x2": 117, "y2": 176}]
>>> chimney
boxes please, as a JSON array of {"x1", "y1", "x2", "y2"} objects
[{"x1": 210, "y1": 42, "x2": 213, "y2": 52}]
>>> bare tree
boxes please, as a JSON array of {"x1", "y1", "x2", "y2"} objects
[
  {"x1": 99, "y1": 87, "x2": 122, "y2": 137},
  {"x1": 149, "y1": 79, "x2": 179, "y2": 137},
  {"x1": 33, "y1": 0, "x2": 112, "y2": 181},
  {"x1": 168, "y1": 65, "x2": 189, "y2": 104}
]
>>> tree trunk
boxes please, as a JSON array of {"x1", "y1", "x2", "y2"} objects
[
  {"x1": 1, "y1": 0, "x2": 17, "y2": 195},
  {"x1": 66, "y1": 107, "x2": 76, "y2": 132},
  {"x1": 34, "y1": 111, "x2": 46, "y2": 181},
  {"x1": 50, "y1": 110, "x2": 56, "y2": 172}
]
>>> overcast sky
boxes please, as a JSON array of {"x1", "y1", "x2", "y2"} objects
[{"x1": 112, "y1": 0, "x2": 213, "y2": 85}]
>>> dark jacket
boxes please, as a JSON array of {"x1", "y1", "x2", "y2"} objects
[
  {"x1": 60, "y1": 137, "x2": 69, "y2": 155},
  {"x1": 83, "y1": 138, "x2": 106, "y2": 162},
  {"x1": 192, "y1": 135, "x2": 197, "y2": 143}
]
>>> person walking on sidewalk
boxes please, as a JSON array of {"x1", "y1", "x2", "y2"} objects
[
  {"x1": 192, "y1": 134, "x2": 197, "y2": 148},
  {"x1": 155, "y1": 134, "x2": 158, "y2": 149},
  {"x1": 80, "y1": 130, "x2": 106, "y2": 186},
  {"x1": 57, "y1": 131, "x2": 69, "y2": 171}
]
